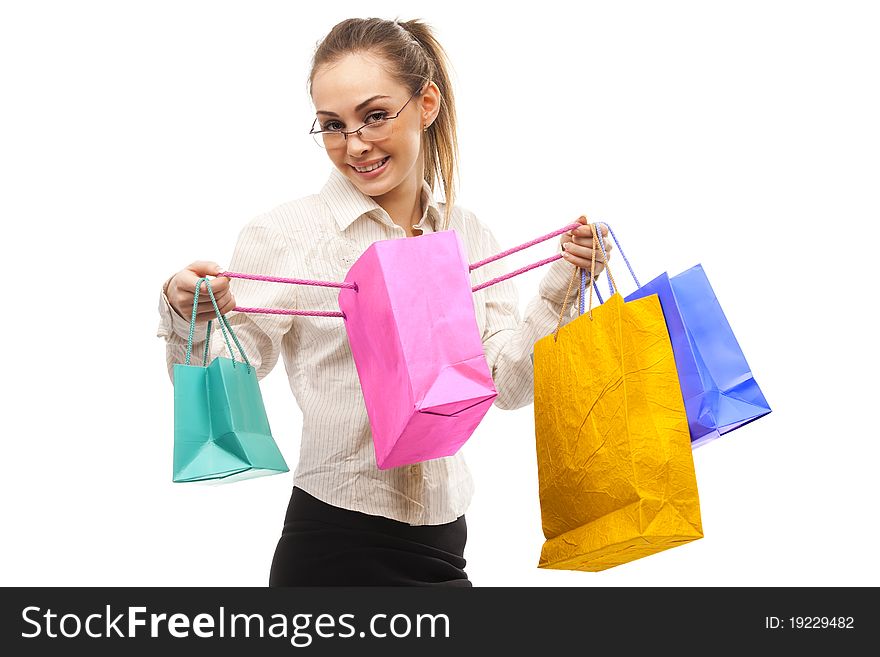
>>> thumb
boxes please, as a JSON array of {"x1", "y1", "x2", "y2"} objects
[
  {"x1": 186, "y1": 260, "x2": 225, "y2": 277},
  {"x1": 566, "y1": 214, "x2": 589, "y2": 238}
]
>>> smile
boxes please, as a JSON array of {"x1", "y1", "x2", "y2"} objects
[{"x1": 351, "y1": 156, "x2": 390, "y2": 174}]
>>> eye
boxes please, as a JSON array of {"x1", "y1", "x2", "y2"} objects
[
  {"x1": 364, "y1": 111, "x2": 388, "y2": 124},
  {"x1": 321, "y1": 120, "x2": 344, "y2": 132}
]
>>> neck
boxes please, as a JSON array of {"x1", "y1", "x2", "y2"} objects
[{"x1": 373, "y1": 175, "x2": 424, "y2": 236}]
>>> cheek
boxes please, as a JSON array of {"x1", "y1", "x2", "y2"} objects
[{"x1": 392, "y1": 130, "x2": 423, "y2": 161}]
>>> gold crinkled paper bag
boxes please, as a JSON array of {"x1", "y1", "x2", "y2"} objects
[{"x1": 533, "y1": 287, "x2": 703, "y2": 572}]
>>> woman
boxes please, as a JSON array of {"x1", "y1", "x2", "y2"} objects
[{"x1": 157, "y1": 17, "x2": 611, "y2": 586}]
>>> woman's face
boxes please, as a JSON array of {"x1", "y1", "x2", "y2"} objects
[{"x1": 311, "y1": 53, "x2": 439, "y2": 202}]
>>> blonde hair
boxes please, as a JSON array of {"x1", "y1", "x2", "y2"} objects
[{"x1": 309, "y1": 18, "x2": 459, "y2": 230}]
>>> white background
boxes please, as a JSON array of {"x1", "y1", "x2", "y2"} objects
[{"x1": 2, "y1": 0, "x2": 877, "y2": 587}]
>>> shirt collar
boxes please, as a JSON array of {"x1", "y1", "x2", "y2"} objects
[{"x1": 320, "y1": 167, "x2": 441, "y2": 234}]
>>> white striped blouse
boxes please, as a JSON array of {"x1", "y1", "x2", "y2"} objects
[{"x1": 156, "y1": 167, "x2": 580, "y2": 525}]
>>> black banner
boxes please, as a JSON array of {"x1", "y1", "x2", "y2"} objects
[{"x1": 0, "y1": 586, "x2": 873, "y2": 655}]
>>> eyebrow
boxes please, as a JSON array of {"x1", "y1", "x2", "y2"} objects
[{"x1": 316, "y1": 95, "x2": 392, "y2": 117}]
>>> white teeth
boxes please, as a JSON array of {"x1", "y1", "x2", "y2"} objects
[{"x1": 354, "y1": 157, "x2": 388, "y2": 172}]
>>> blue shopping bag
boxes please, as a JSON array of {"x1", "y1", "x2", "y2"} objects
[{"x1": 587, "y1": 224, "x2": 771, "y2": 447}]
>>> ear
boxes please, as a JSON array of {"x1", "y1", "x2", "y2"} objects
[{"x1": 419, "y1": 80, "x2": 442, "y2": 128}]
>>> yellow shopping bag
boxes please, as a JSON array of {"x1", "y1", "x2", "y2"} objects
[{"x1": 533, "y1": 225, "x2": 703, "y2": 571}]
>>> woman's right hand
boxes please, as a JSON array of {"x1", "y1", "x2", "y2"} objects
[{"x1": 165, "y1": 261, "x2": 235, "y2": 323}]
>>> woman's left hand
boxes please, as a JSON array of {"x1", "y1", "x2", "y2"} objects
[{"x1": 559, "y1": 216, "x2": 613, "y2": 275}]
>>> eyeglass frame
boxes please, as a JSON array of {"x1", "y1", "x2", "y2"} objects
[{"x1": 308, "y1": 83, "x2": 427, "y2": 148}]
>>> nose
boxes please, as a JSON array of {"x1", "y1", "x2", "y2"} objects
[{"x1": 345, "y1": 131, "x2": 371, "y2": 157}]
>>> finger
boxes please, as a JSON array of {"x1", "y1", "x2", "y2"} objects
[
  {"x1": 562, "y1": 250, "x2": 606, "y2": 272},
  {"x1": 193, "y1": 277, "x2": 230, "y2": 296},
  {"x1": 177, "y1": 290, "x2": 231, "y2": 316},
  {"x1": 193, "y1": 302, "x2": 234, "y2": 320},
  {"x1": 562, "y1": 243, "x2": 602, "y2": 263},
  {"x1": 563, "y1": 243, "x2": 611, "y2": 264},
  {"x1": 173, "y1": 282, "x2": 229, "y2": 309},
  {"x1": 572, "y1": 223, "x2": 610, "y2": 238},
  {"x1": 177, "y1": 305, "x2": 218, "y2": 323},
  {"x1": 194, "y1": 308, "x2": 219, "y2": 321},
  {"x1": 197, "y1": 290, "x2": 235, "y2": 311},
  {"x1": 195, "y1": 290, "x2": 231, "y2": 307},
  {"x1": 173, "y1": 275, "x2": 229, "y2": 301},
  {"x1": 182, "y1": 284, "x2": 230, "y2": 302},
  {"x1": 570, "y1": 235, "x2": 613, "y2": 252},
  {"x1": 218, "y1": 297, "x2": 238, "y2": 315},
  {"x1": 190, "y1": 296, "x2": 232, "y2": 316}
]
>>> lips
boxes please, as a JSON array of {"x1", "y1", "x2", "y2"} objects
[
  {"x1": 350, "y1": 156, "x2": 390, "y2": 173},
  {"x1": 349, "y1": 155, "x2": 391, "y2": 180}
]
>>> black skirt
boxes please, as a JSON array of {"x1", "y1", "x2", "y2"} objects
[{"x1": 268, "y1": 487, "x2": 472, "y2": 587}]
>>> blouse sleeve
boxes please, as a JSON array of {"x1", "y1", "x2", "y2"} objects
[
  {"x1": 472, "y1": 213, "x2": 584, "y2": 410},
  {"x1": 156, "y1": 216, "x2": 299, "y2": 384}
]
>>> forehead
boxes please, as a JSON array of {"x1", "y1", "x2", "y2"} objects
[{"x1": 311, "y1": 53, "x2": 407, "y2": 110}]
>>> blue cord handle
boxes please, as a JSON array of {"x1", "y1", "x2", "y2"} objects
[
  {"x1": 594, "y1": 222, "x2": 640, "y2": 295},
  {"x1": 577, "y1": 221, "x2": 644, "y2": 315}
]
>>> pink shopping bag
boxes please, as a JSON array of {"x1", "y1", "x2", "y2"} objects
[{"x1": 338, "y1": 230, "x2": 497, "y2": 470}]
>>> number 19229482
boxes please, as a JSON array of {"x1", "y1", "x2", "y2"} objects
[{"x1": 765, "y1": 617, "x2": 855, "y2": 629}]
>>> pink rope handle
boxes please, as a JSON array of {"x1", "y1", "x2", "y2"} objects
[
  {"x1": 214, "y1": 219, "x2": 581, "y2": 315},
  {"x1": 234, "y1": 306, "x2": 344, "y2": 317},
  {"x1": 215, "y1": 271, "x2": 351, "y2": 318},
  {"x1": 469, "y1": 221, "x2": 580, "y2": 292},
  {"x1": 216, "y1": 270, "x2": 357, "y2": 291},
  {"x1": 472, "y1": 254, "x2": 563, "y2": 292}
]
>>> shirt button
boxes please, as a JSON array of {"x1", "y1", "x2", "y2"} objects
[{"x1": 409, "y1": 464, "x2": 421, "y2": 476}]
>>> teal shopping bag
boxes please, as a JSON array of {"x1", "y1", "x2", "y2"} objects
[{"x1": 172, "y1": 277, "x2": 289, "y2": 483}]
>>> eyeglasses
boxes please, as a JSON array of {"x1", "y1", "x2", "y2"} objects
[{"x1": 309, "y1": 87, "x2": 423, "y2": 150}]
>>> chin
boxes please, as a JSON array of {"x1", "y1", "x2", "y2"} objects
[
  {"x1": 350, "y1": 178, "x2": 392, "y2": 198},
  {"x1": 345, "y1": 171, "x2": 399, "y2": 198}
]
